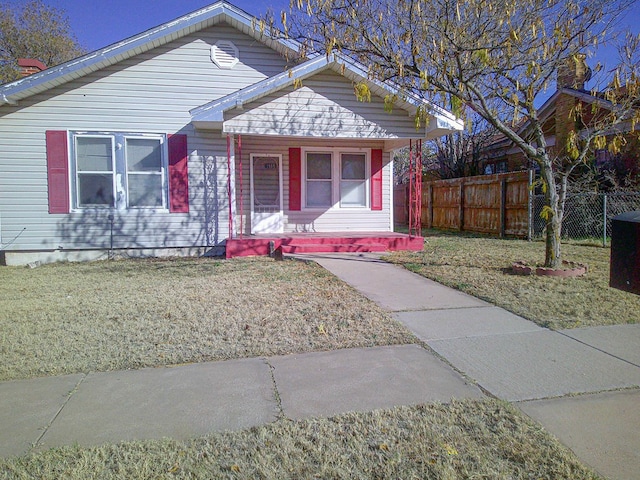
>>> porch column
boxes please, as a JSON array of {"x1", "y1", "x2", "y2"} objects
[{"x1": 227, "y1": 133, "x2": 236, "y2": 238}]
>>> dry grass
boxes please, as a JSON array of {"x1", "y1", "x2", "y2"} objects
[
  {"x1": 388, "y1": 230, "x2": 640, "y2": 330},
  {"x1": 0, "y1": 257, "x2": 415, "y2": 381},
  {"x1": 0, "y1": 399, "x2": 600, "y2": 479}
]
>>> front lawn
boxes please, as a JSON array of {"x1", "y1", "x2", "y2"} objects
[
  {"x1": 0, "y1": 257, "x2": 415, "y2": 381},
  {"x1": 0, "y1": 399, "x2": 600, "y2": 479},
  {"x1": 388, "y1": 231, "x2": 640, "y2": 330}
]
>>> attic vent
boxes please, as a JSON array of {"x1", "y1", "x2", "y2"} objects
[{"x1": 211, "y1": 40, "x2": 239, "y2": 69}]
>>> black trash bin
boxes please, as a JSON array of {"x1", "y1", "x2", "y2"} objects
[{"x1": 610, "y1": 211, "x2": 640, "y2": 295}]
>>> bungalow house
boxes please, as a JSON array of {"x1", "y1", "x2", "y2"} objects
[{"x1": 0, "y1": 1, "x2": 462, "y2": 265}]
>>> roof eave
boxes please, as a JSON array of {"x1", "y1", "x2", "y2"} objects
[
  {"x1": 0, "y1": 1, "x2": 300, "y2": 104},
  {"x1": 191, "y1": 53, "x2": 464, "y2": 137}
]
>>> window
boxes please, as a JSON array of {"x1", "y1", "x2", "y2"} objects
[
  {"x1": 126, "y1": 138, "x2": 164, "y2": 207},
  {"x1": 71, "y1": 132, "x2": 168, "y2": 210},
  {"x1": 75, "y1": 136, "x2": 115, "y2": 207},
  {"x1": 340, "y1": 153, "x2": 366, "y2": 207},
  {"x1": 303, "y1": 149, "x2": 369, "y2": 209},
  {"x1": 306, "y1": 152, "x2": 332, "y2": 208}
]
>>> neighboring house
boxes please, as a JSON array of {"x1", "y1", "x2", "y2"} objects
[
  {"x1": 0, "y1": 1, "x2": 462, "y2": 265},
  {"x1": 481, "y1": 55, "x2": 639, "y2": 177}
]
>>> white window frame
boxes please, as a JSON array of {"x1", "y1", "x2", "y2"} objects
[
  {"x1": 301, "y1": 147, "x2": 370, "y2": 211},
  {"x1": 69, "y1": 131, "x2": 169, "y2": 212}
]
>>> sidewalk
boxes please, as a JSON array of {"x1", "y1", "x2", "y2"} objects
[
  {"x1": 302, "y1": 253, "x2": 640, "y2": 480},
  {"x1": 1, "y1": 253, "x2": 639, "y2": 479}
]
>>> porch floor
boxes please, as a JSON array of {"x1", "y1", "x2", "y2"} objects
[{"x1": 225, "y1": 232, "x2": 424, "y2": 258}]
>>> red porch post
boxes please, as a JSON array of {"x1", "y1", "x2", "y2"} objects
[
  {"x1": 227, "y1": 134, "x2": 233, "y2": 239},
  {"x1": 408, "y1": 140, "x2": 423, "y2": 237}
]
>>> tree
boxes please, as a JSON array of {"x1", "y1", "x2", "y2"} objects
[
  {"x1": 0, "y1": 0, "x2": 84, "y2": 84},
  {"x1": 425, "y1": 115, "x2": 497, "y2": 179},
  {"x1": 284, "y1": 0, "x2": 640, "y2": 268}
]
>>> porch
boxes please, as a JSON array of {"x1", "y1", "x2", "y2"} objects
[{"x1": 225, "y1": 232, "x2": 424, "y2": 258}]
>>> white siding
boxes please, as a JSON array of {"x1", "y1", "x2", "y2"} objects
[
  {"x1": 224, "y1": 71, "x2": 422, "y2": 139},
  {"x1": 0, "y1": 24, "x2": 288, "y2": 252},
  {"x1": 235, "y1": 137, "x2": 392, "y2": 235}
]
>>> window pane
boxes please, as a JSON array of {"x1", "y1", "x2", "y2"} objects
[
  {"x1": 78, "y1": 173, "x2": 114, "y2": 206},
  {"x1": 307, "y1": 153, "x2": 332, "y2": 179},
  {"x1": 127, "y1": 138, "x2": 162, "y2": 172},
  {"x1": 76, "y1": 137, "x2": 113, "y2": 172},
  {"x1": 341, "y1": 154, "x2": 366, "y2": 180},
  {"x1": 340, "y1": 181, "x2": 366, "y2": 207},
  {"x1": 306, "y1": 181, "x2": 332, "y2": 207},
  {"x1": 128, "y1": 174, "x2": 163, "y2": 207}
]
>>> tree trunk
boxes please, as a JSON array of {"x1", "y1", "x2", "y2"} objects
[{"x1": 541, "y1": 164, "x2": 562, "y2": 268}]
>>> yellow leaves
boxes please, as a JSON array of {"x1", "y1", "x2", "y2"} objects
[
  {"x1": 444, "y1": 444, "x2": 459, "y2": 456},
  {"x1": 593, "y1": 135, "x2": 607, "y2": 151},
  {"x1": 509, "y1": 29, "x2": 519, "y2": 43},
  {"x1": 384, "y1": 94, "x2": 398, "y2": 113},
  {"x1": 450, "y1": 96, "x2": 463, "y2": 117},
  {"x1": 318, "y1": 323, "x2": 327, "y2": 335},
  {"x1": 565, "y1": 130, "x2": 580, "y2": 160},
  {"x1": 540, "y1": 205, "x2": 555, "y2": 221},
  {"x1": 293, "y1": 78, "x2": 303, "y2": 89},
  {"x1": 608, "y1": 136, "x2": 626, "y2": 155},
  {"x1": 612, "y1": 69, "x2": 622, "y2": 90},
  {"x1": 379, "y1": 443, "x2": 389, "y2": 451},
  {"x1": 473, "y1": 49, "x2": 490, "y2": 66},
  {"x1": 230, "y1": 464, "x2": 241, "y2": 472},
  {"x1": 354, "y1": 82, "x2": 371, "y2": 102}
]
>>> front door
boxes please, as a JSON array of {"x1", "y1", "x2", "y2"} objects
[{"x1": 250, "y1": 154, "x2": 283, "y2": 234}]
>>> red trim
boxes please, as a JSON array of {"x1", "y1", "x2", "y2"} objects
[
  {"x1": 18, "y1": 58, "x2": 47, "y2": 71},
  {"x1": 45, "y1": 130, "x2": 70, "y2": 214},
  {"x1": 289, "y1": 147, "x2": 302, "y2": 211},
  {"x1": 168, "y1": 134, "x2": 189, "y2": 213},
  {"x1": 370, "y1": 149, "x2": 383, "y2": 211}
]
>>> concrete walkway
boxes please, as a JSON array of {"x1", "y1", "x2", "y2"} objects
[
  {"x1": 1, "y1": 253, "x2": 639, "y2": 479},
  {"x1": 302, "y1": 253, "x2": 640, "y2": 480}
]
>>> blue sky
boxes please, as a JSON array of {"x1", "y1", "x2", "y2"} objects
[{"x1": 7, "y1": 0, "x2": 640, "y2": 87}]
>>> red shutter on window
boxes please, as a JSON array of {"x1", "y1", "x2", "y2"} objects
[
  {"x1": 45, "y1": 130, "x2": 70, "y2": 214},
  {"x1": 289, "y1": 147, "x2": 302, "y2": 211},
  {"x1": 168, "y1": 134, "x2": 189, "y2": 213},
  {"x1": 371, "y1": 149, "x2": 383, "y2": 211}
]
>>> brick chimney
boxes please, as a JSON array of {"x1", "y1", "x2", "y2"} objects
[
  {"x1": 557, "y1": 53, "x2": 590, "y2": 90},
  {"x1": 17, "y1": 58, "x2": 47, "y2": 77}
]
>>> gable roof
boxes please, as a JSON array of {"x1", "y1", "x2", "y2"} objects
[
  {"x1": 190, "y1": 53, "x2": 464, "y2": 138},
  {"x1": 0, "y1": 1, "x2": 300, "y2": 105},
  {"x1": 486, "y1": 87, "x2": 624, "y2": 151}
]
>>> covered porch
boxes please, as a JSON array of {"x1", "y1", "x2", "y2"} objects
[{"x1": 225, "y1": 231, "x2": 423, "y2": 258}]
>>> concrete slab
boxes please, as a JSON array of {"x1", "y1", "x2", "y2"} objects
[
  {"x1": 269, "y1": 344, "x2": 484, "y2": 420},
  {"x1": 395, "y1": 306, "x2": 542, "y2": 341},
  {"x1": 561, "y1": 324, "x2": 640, "y2": 367},
  {"x1": 38, "y1": 358, "x2": 277, "y2": 450},
  {"x1": 428, "y1": 330, "x2": 640, "y2": 401},
  {"x1": 296, "y1": 253, "x2": 487, "y2": 312},
  {"x1": 519, "y1": 389, "x2": 640, "y2": 480},
  {"x1": 0, "y1": 374, "x2": 84, "y2": 458}
]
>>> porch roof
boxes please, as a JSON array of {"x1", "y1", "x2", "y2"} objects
[{"x1": 189, "y1": 53, "x2": 464, "y2": 142}]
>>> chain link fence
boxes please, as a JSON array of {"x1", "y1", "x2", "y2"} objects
[{"x1": 531, "y1": 192, "x2": 640, "y2": 245}]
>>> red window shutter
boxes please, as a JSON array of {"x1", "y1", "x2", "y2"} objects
[
  {"x1": 168, "y1": 134, "x2": 189, "y2": 213},
  {"x1": 289, "y1": 147, "x2": 302, "y2": 211},
  {"x1": 45, "y1": 130, "x2": 70, "y2": 214},
  {"x1": 371, "y1": 149, "x2": 383, "y2": 211}
]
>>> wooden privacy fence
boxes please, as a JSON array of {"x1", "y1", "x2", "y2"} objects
[{"x1": 421, "y1": 171, "x2": 530, "y2": 238}]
